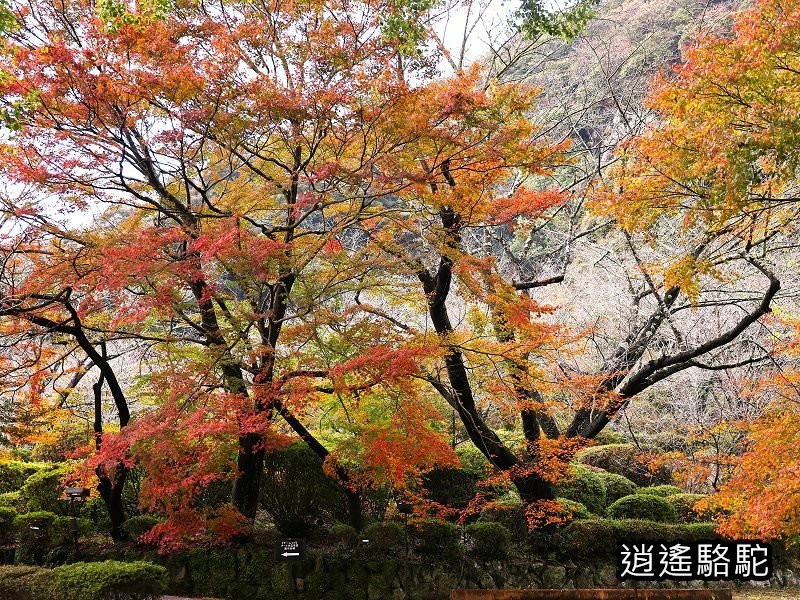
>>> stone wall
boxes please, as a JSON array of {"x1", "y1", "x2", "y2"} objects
[
  {"x1": 4, "y1": 542, "x2": 798, "y2": 599},
  {"x1": 101, "y1": 545, "x2": 800, "y2": 600}
]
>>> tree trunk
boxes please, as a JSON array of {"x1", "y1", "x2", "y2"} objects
[
  {"x1": 512, "y1": 470, "x2": 555, "y2": 504},
  {"x1": 97, "y1": 462, "x2": 128, "y2": 541},
  {"x1": 232, "y1": 432, "x2": 265, "y2": 519},
  {"x1": 344, "y1": 487, "x2": 364, "y2": 531}
]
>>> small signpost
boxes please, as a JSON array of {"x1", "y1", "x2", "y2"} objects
[
  {"x1": 275, "y1": 538, "x2": 305, "y2": 562},
  {"x1": 275, "y1": 538, "x2": 305, "y2": 598}
]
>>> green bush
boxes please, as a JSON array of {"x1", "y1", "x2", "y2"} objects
[
  {"x1": 0, "y1": 490, "x2": 21, "y2": 509},
  {"x1": 422, "y1": 468, "x2": 477, "y2": 509},
  {"x1": 465, "y1": 522, "x2": 511, "y2": 560},
  {"x1": 597, "y1": 472, "x2": 638, "y2": 505},
  {"x1": 0, "y1": 461, "x2": 51, "y2": 494},
  {"x1": 14, "y1": 511, "x2": 58, "y2": 543},
  {"x1": 607, "y1": 494, "x2": 678, "y2": 522},
  {"x1": 455, "y1": 444, "x2": 490, "y2": 477},
  {"x1": 43, "y1": 560, "x2": 167, "y2": 600},
  {"x1": 593, "y1": 430, "x2": 627, "y2": 445},
  {"x1": 364, "y1": 521, "x2": 405, "y2": 550},
  {"x1": 667, "y1": 493, "x2": 707, "y2": 523},
  {"x1": 554, "y1": 465, "x2": 606, "y2": 514},
  {"x1": 477, "y1": 493, "x2": 527, "y2": 539},
  {"x1": 121, "y1": 515, "x2": 160, "y2": 542},
  {"x1": 78, "y1": 497, "x2": 112, "y2": 535},
  {"x1": 19, "y1": 465, "x2": 72, "y2": 515},
  {"x1": 574, "y1": 444, "x2": 672, "y2": 486},
  {"x1": 14, "y1": 511, "x2": 58, "y2": 564},
  {"x1": 414, "y1": 519, "x2": 460, "y2": 558},
  {"x1": 329, "y1": 522, "x2": 359, "y2": 546},
  {"x1": 557, "y1": 518, "x2": 722, "y2": 561},
  {"x1": 12, "y1": 511, "x2": 91, "y2": 555},
  {"x1": 259, "y1": 442, "x2": 347, "y2": 536},
  {"x1": 556, "y1": 498, "x2": 591, "y2": 520},
  {"x1": 0, "y1": 506, "x2": 16, "y2": 543},
  {"x1": 0, "y1": 565, "x2": 45, "y2": 600},
  {"x1": 636, "y1": 484, "x2": 684, "y2": 497},
  {"x1": 50, "y1": 516, "x2": 92, "y2": 547}
]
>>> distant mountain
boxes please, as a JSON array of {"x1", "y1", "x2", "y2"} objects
[{"x1": 503, "y1": 0, "x2": 743, "y2": 160}]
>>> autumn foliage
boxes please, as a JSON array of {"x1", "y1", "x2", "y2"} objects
[{"x1": 0, "y1": 0, "x2": 797, "y2": 554}]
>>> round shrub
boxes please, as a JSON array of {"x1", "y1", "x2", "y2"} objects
[
  {"x1": 478, "y1": 493, "x2": 527, "y2": 539},
  {"x1": 14, "y1": 511, "x2": 58, "y2": 543},
  {"x1": 555, "y1": 465, "x2": 606, "y2": 514},
  {"x1": 50, "y1": 517, "x2": 92, "y2": 547},
  {"x1": 414, "y1": 519, "x2": 460, "y2": 558},
  {"x1": 465, "y1": 521, "x2": 511, "y2": 560},
  {"x1": 0, "y1": 462, "x2": 51, "y2": 494},
  {"x1": 455, "y1": 445, "x2": 490, "y2": 477},
  {"x1": 19, "y1": 465, "x2": 73, "y2": 515},
  {"x1": 636, "y1": 484, "x2": 684, "y2": 497},
  {"x1": 364, "y1": 521, "x2": 405, "y2": 550},
  {"x1": 593, "y1": 430, "x2": 627, "y2": 445},
  {"x1": 556, "y1": 498, "x2": 591, "y2": 520},
  {"x1": 557, "y1": 518, "x2": 723, "y2": 562},
  {"x1": 422, "y1": 468, "x2": 477, "y2": 509},
  {"x1": 557, "y1": 518, "x2": 617, "y2": 559},
  {"x1": 78, "y1": 498, "x2": 111, "y2": 535},
  {"x1": 0, "y1": 507, "x2": 16, "y2": 543},
  {"x1": 0, "y1": 565, "x2": 45, "y2": 600},
  {"x1": 607, "y1": 494, "x2": 678, "y2": 522},
  {"x1": 667, "y1": 493, "x2": 707, "y2": 523},
  {"x1": 259, "y1": 442, "x2": 347, "y2": 536},
  {"x1": 329, "y1": 522, "x2": 359, "y2": 546},
  {"x1": 45, "y1": 560, "x2": 167, "y2": 600},
  {"x1": 574, "y1": 444, "x2": 672, "y2": 486},
  {"x1": 0, "y1": 491, "x2": 21, "y2": 510},
  {"x1": 14, "y1": 511, "x2": 58, "y2": 564},
  {"x1": 121, "y1": 515, "x2": 160, "y2": 542},
  {"x1": 598, "y1": 472, "x2": 638, "y2": 506}
]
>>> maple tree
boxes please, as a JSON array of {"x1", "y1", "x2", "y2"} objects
[
  {"x1": 0, "y1": 0, "x2": 580, "y2": 543},
  {"x1": 0, "y1": 0, "x2": 794, "y2": 550},
  {"x1": 592, "y1": 0, "x2": 800, "y2": 541}
]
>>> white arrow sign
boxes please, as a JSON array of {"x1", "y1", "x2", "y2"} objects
[{"x1": 281, "y1": 552, "x2": 300, "y2": 557}]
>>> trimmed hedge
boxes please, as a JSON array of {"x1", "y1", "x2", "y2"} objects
[
  {"x1": 0, "y1": 461, "x2": 51, "y2": 494},
  {"x1": 667, "y1": 493, "x2": 707, "y2": 523},
  {"x1": 364, "y1": 521, "x2": 405, "y2": 550},
  {"x1": 607, "y1": 494, "x2": 678, "y2": 522},
  {"x1": 329, "y1": 522, "x2": 359, "y2": 546},
  {"x1": 557, "y1": 518, "x2": 720, "y2": 561},
  {"x1": 14, "y1": 511, "x2": 58, "y2": 543},
  {"x1": 477, "y1": 494, "x2": 527, "y2": 539},
  {"x1": 0, "y1": 565, "x2": 44, "y2": 600},
  {"x1": 597, "y1": 472, "x2": 638, "y2": 506},
  {"x1": 0, "y1": 490, "x2": 21, "y2": 509},
  {"x1": 636, "y1": 484, "x2": 684, "y2": 497},
  {"x1": 19, "y1": 465, "x2": 72, "y2": 515},
  {"x1": 12, "y1": 511, "x2": 90, "y2": 559},
  {"x1": 259, "y1": 442, "x2": 347, "y2": 536},
  {"x1": 414, "y1": 519, "x2": 460, "y2": 558},
  {"x1": 0, "y1": 560, "x2": 167, "y2": 600},
  {"x1": 455, "y1": 444, "x2": 490, "y2": 478},
  {"x1": 557, "y1": 498, "x2": 591, "y2": 520},
  {"x1": 422, "y1": 468, "x2": 477, "y2": 509},
  {"x1": 44, "y1": 560, "x2": 167, "y2": 600},
  {"x1": 574, "y1": 444, "x2": 672, "y2": 486},
  {"x1": 554, "y1": 465, "x2": 606, "y2": 514},
  {"x1": 121, "y1": 515, "x2": 160, "y2": 542},
  {"x1": 465, "y1": 521, "x2": 511, "y2": 560},
  {"x1": 0, "y1": 506, "x2": 16, "y2": 543}
]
